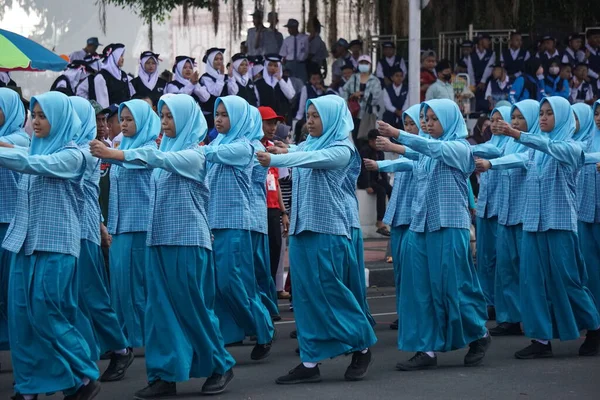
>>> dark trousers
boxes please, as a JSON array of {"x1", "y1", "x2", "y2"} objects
[
  {"x1": 267, "y1": 208, "x2": 282, "y2": 283},
  {"x1": 372, "y1": 181, "x2": 393, "y2": 221}
]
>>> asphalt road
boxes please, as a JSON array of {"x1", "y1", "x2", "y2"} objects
[{"x1": 1, "y1": 287, "x2": 599, "y2": 399}]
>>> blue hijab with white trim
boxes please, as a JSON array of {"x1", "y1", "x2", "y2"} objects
[
  {"x1": 118, "y1": 99, "x2": 160, "y2": 150},
  {"x1": 304, "y1": 95, "x2": 354, "y2": 151}
]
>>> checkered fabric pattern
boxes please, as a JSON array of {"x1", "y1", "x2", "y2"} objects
[
  {"x1": 577, "y1": 163, "x2": 600, "y2": 223},
  {"x1": 0, "y1": 167, "x2": 21, "y2": 224},
  {"x1": 384, "y1": 167, "x2": 417, "y2": 227},
  {"x1": 248, "y1": 140, "x2": 269, "y2": 234},
  {"x1": 2, "y1": 147, "x2": 84, "y2": 257},
  {"x1": 78, "y1": 148, "x2": 102, "y2": 245},
  {"x1": 344, "y1": 148, "x2": 362, "y2": 229},
  {"x1": 476, "y1": 169, "x2": 503, "y2": 219}
]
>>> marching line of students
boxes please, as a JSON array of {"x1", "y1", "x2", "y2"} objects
[{"x1": 1, "y1": 88, "x2": 600, "y2": 399}]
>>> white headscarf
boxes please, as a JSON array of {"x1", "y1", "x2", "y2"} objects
[
  {"x1": 0, "y1": 72, "x2": 11, "y2": 85},
  {"x1": 138, "y1": 54, "x2": 160, "y2": 90},
  {"x1": 101, "y1": 47, "x2": 126, "y2": 80},
  {"x1": 174, "y1": 58, "x2": 194, "y2": 86},
  {"x1": 64, "y1": 66, "x2": 85, "y2": 89},
  {"x1": 204, "y1": 50, "x2": 225, "y2": 82},
  {"x1": 252, "y1": 63, "x2": 264, "y2": 77},
  {"x1": 233, "y1": 57, "x2": 252, "y2": 86},
  {"x1": 263, "y1": 60, "x2": 282, "y2": 88}
]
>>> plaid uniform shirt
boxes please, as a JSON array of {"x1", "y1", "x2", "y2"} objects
[
  {"x1": 384, "y1": 166, "x2": 417, "y2": 227},
  {"x1": 2, "y1": 145, "x2": 85, "y2": 257},
  {"x1": 248, "y1": 140, "x2": 269, "y2": 234},
  {"x1": 344, "y1": 148, "x2": 362, "y2": 229},
  {"x1": 476, "y1": 168, "x2": 503, "y2": 219},
  {"x1": 78, "y1": 147, "x2": 102, "y2": 245},
  {"x1": 497, "y1": 162, "x2": 529, "y2": 227},
  {"x1": 577, "y1": 159, "x2": 600, "y2": 223},
  {"x1": 0, "y1": 132, "x2": 29, "y2": 224}
]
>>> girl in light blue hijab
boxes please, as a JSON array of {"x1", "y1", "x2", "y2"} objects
[
  {"x1": 205, "y1": 95, "x2": 275, "y2": 361},
  {"x1": 105, "y1": 99, "x2": 159, "y2": 351},
  {"x1": 477, "y1": 99, "x2": 539, "y2": 337},
  {"x1": 69, "y1": 96, "x2": 132, "y2": 382},
  {"x1": 577, "y1": 100, "x2": 600, "y2": 317},
  {"x1": 377, "y1": 99, "x2": 489, "y2": 371},
  {"x1": 470, "y1": 106, "x2": 512, "y2": 318},
  {"x1": 90, "y1": 93, "x2": 236, "y2": 397},
  {"x1": 258, "y1": 95, "x2": 376, "y2": 385},
  {"x1": 0, "y1": 91, "x2": 101, "y2": 399},
  {"x1": 493, "y1": 96, "x2": 600, "y2": 359},
  {"x1": 0, "y1": 87, "x2": 30, "y2": 354}
]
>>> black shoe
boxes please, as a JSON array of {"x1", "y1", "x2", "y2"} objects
[
  {"x1": 248, "y1": 336, "x2": 257, "y2": 342},
  {"x1": 276, "y1": 363, "x2": 321, "y2": 385},
  {"x1": 272, "y1": 315, "x2": 282, "y2": 322},
  {"x1": 515, "y1": 340, "x2": 554, "y2": 360},
  {"x1": 201, "y1": 369, "x2": 234, "y2": 395},
  {"x1": 390, "y1": 319, "x2": 399, "y2": 330},
  {"x1": 395, "y1": 352, "x2": 437, "y2": 371},
  {"x1": 290, "y1": 330, "x2": 298, "y2": 339},
  {"x1": 579, "y1": 329, "x2": 600, "y2": 356},
  {"x1": 63, "y1": 380, "x2": 101, "y2": 400},
  {"x1": 464, "y1": 334, "x2": 492, "y2": 366},
  {"x1": 487, "y1": 306, "x2": 496, "y2": 321},
  {"x1": 133, "y1": 380, "x2": 176, "y2": 399},
  {"x1": 250, "y1": 343, "x2": 272, "y2": 360},
  {"x1": 344, "y1": 350, "x2": 373, "y2": 381},
  {"x1": 100, "y1": 349, "x2": 134, "y2": 382},
  {"x1": 489, "y1": 322, "x2": 523, "y2": 337},
  {"x1": 295, "y1": 347, "x2": 299, "y2": 355},
  {"x1": 100, "y1": 351, "x2": 113, "y2": 360}
]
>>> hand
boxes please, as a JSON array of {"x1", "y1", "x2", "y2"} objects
[
  {"x1": 350, "y1": 91, "x2": 362, "y2": 100},
  {"x1": 475, "y1": 159, "x2": 492, "y2": 173},
  {"x1": 596, "y1": 162, "x2": 600, "y2": 172},
  {"x1": 363, "y1": 158, "x2": 379, "y2": 171},
  {"x1": 282, "y1": 214, "x2": 290, "y2": 238},
  {"x1": 90, "y1": 139, "x2": 112, "y2": 159},
  {"x1": 220, "y1": 64, "x2": 225, "y2": 74},
  {"x1": 395, "y1": 109, "x2": 403, "y2": 117},
  {"x1": 227, "y1": 64, "x2": 233, "y2": 77},
  {"x1": 375, "y1": 136, "x2": 394, "y2": 152},
  {"x1": 100, "y1": 224, "x2": 112, "y2": 247},
  {"x1": 0, "y1": 141, "x2": 15, "y2": 148},
  {"x1": 477, "y1": 82, "x2": 486, "y2": 91},
  {"x1": 377, "y1": 120, "x2": 399, "y2": 139},
  {"x1": 257, "y1": 151, "x2": 272, "y2": 167},
  {"x1": 366, "y1": 187, "x2": 375, "y2": 194},
  {"x1": 191, "y1": 71, "x2": 200, "y2": 84},
  {"x1": 267, "y1": 146, "x2": 288, "y2": 154},
  {"x1": 493, "y1": 120, "x2": 519, "y2": 138},
  {"x1": 273, "y1": 140, "x2": 289, "y2": 149},
  {"x1": 470, "y1": 208, "x2": 476, "y2": 218}
]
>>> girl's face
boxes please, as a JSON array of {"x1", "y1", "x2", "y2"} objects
[
  {"x1": 0, "y1": 107, "x2": 4, "y2": 128},
  {"x1": 212, "y1": 53, "x2": 224, "y2": 70},
  {"x1": 403, "y1": 115, "x2": 419, "y2": 135},
  {"x1": 120, "y1": 107, "x2": 137, "y2": 137},
  {"x1": 144, "y1": 57, "x2": 157, "y2": 74},
  {"x1": 594, "y1": 106, "x2": 600, "y2": 130},
  {"x1": 182, "y1": 61, "x2": 194, "y2": 79},
  {"x1": 32, "y1": 103, "x2": 50, "y2": 138},
  {"x1": 306, "y1": 104, "x2": 323, "y2": 137},
  {"x1": 214, "y1": 103, "x2": 230, "y2": 134},
  {"x1": 490, "y1": 111, "x2": 503, "y2": 124},
  {"x1": 539, "y1": 102, "x2": 555, "y2": 133},
  {"x1": 117, "y1": 55, "x2": 125, "y2": 68},
  {"x1": 161, "y1": 105, "x2": 176, "y2": 138},
  {"x1": 238, "y1": 60, "x2": 249, "y2": 76},
  {"x1": 267, "y1": 61, "x2": 279, "y2": 76},
  {"x1": 419, "y1": 112, "x2": 427, "y2": 132},
  {"x1": 574, "y1": 112, "x2": 580, "y2": 134},
  {"x1": 423, "y1": 56, "x2": 436, "y2": 70},
  {"x1": 511, "y1": 108, "x2": 528, "y2": 131},
  {"x1": 425, "y1": 108, "x2": 443, "y2": 138}
]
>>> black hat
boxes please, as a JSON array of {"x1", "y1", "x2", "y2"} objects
[
  {"x1": 341, "y1": 61, "x2": 355, "y2": 71},
  {"x1": 568, "y1": 33, "x2": 583, "y2": 42},
  {"x1": 336, "y1": 38, "x2": 350, "y2": 48},
  {"x1": 390, "y1": 66, "x2": 404, "y2": 75},
  {"x1": 173, "y1": 56, "x2": 195, "y2": 72},
  {"x1": 102, "y1": 43, "x2": 125, "y2": 59},
  {"x1": 349, "y1": 39, "x2": 363, "y2": 48},
  {"x1": 250, "y1": 9, "x2": 263, "y2": 18},
  {"x1": 435, "y1": 59, "x2": 451, "y2": 72},
  {"x1": 283, "y1": 19, "x2": 299, "y2": 28},
  {"x1": 489, "y1": 62, "x2": 504, "y2": 69},
  {"x1": 587, "y1": 28, "x2": 600, "y2": 38},
  {"x1": 202, "y1": 47, "x2": 225, "y2": 63},
  {"x1": 248, "y1": 55, "x2": 264, "y2": 65},
  {"x1": 232, "y1": 53, "x2": 248, "y2": 62},
  {"x1": 105, "y1": 104, "x2": 119, "y2": 119},
  {"x1": 382, "y1": 41, "x2": 395, "y2": 49},
  {"x1": 140, "y1": 51, "x2": 160, "y2": 60},
  {"x1": 87, "y1": 37, "x2": 102, "y2": 46},
  {"x1": 264, "y1": 53, "x2": 283, "y2": 63},
  {"x1": 461, "y1": 40, "x2": 473, "y2": 48},
  {"x1": 541, "y1": 35, "x2": 556, "y2": 42}
]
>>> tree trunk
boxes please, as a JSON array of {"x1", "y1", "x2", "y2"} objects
[
  {"x1": 148, "y1": 17, "x2": 154, "y2": 51},
  {"x1": 328, "y1": 0, "x2": 338, "y2": 49}
]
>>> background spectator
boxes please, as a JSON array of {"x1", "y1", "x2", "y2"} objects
[
  {"x1": 268, "y1": 12, "x2": 284, "y2": 51},
  {"x1": 69, "y1": 36, "x2": 102, "y2": 62},
  {"x1": 306, "y1": 17, "x2": 329, "y2": 80},
  {"x1": 279, "y1": 18, "x2": 309, "y2": 82},
  {"x1": 426, "y1": 58, "x2": 454, "y2": 101},
  {"x1": 247, "y1": 10, "x2": 278, "y2": 56},
  {"x1": 420, "y1": 50, "x2": 437, "y2": 101},
  {"x1": 382, "y1": 66, "x2": 408, "y2": 128}
]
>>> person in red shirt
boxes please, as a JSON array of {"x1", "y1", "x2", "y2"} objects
[{"x1": 258, "y1": 106, "x2": 291, "y2": 299}]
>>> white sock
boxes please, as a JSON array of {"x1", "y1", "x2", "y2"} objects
[
  {"x1": 23, "y1": 395, "x2": 36, "y2": 400},
  {"x1": 82, "y1": 377, "x2": 90, "y2": 386},
  {"x1": 302, "y1": 362, "x2": 318, "y2": 368},
  {"x1": 535, "y1": 339, "x2": 549, "y2": 345},
  {"x1": 114, "y1": 348, "x2": 128, "y2": 355},
  {"x1": 361, "y1": 348, "x2": 368, "y2": 354},
  {"x1": 425, "y1": 351, "x2": 435, "y2": 358},
  {"x1": 483, "y1": 331, "x2": 489, "y2": 338}
]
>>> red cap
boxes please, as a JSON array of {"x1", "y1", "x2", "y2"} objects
[{"x1": 258, "y1": 106, "x2": 285, "y2": 122}]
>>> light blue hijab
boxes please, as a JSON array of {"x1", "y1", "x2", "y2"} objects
[
  {"x1": 571, "y1": 103, "x2": 594, "y2": 144},
  {"x1": 0, "y1": 87, "x2": 26, "y2": 138},
  {"x1": 69, "y1": 96, "x2": 97, "y2": 146},
  {"x1": 421, "y1": 99, "x2": 467, "y2": 141},
  {"x1": 402, "y1": 104, "x2": 424, "y2": 136},
  {"x1": 158, "y1": 94, "x2": 207, "y2": 152},
  {"x1": 304, "y1": 95, "x2": 353, "y2": 151},
  {"x1": 29, "y1": 91, "x2": 81, "y2": 156},
  {"x1": 536, "y1": 96, "x2": 576, "y2": 169},
  {"x1": 246, "y1": 106, "x2": 264, "y2": 143},
  {"x1": 211, "y1": 95, "x2": 252, "y2": 146},
  {"x1": 489, "y1": 106, "x2": 511, "y2": 148},
  {"x1": 591, "y1": 100, "x2": 600, "y2": 152},
  {"x1": 503, "y1": 99, "x2": 540, "y2": 156},
  {"x1": 118, "y1": 99, "x2": 160, "y2": 150}
]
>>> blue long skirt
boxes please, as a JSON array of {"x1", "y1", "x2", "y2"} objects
[
  {"x1": 145, "y1": 245, "x2": 235, "y2": 382},
  {"x1": 391, "y1": 225, "x2": 410, "y2": 319},
  {"x1": 578, "y1": 221, "x2": 600, "y2": 312},
  {"x1": 398, "y1": 228, "x2": 488, "y2": 352},
  {"x1": 0, "y1": 223, "x2": 11, "y2": 351},
  {"x1": 494, "y1": 224, "x2": 523, "y2": 324},
  {"x1": 8, "y1": 251, "x2": 99, "y2": 395},
  {"x1": 109, "y1": 232, "x2": 147, "y2": 348},
  {"x1": 78, "y1": 239, "x2": 127, "y2": 355},
  {"x1": 476, "y1": 216, "x2": 498, "y2": 306},
  {"x1": 349, "y1": 228, "x2": 375, "y2": 327},
  {"x1": 289, "y1": 232, "x2": 377, "y2": 363},
  {"x1": 212, "y1": 229, "x2": 274, "y2": 345},
  {"x1": 250, "y1": 231, "x2": 279, "y2": 317},
  {"x1": 520, "y1": 230, "x2": 600, "y2": 340}
]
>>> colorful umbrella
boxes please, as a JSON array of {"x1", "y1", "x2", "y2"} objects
[{"x1": 0, "y1": 28, "x2": 68, "y2": 72}]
